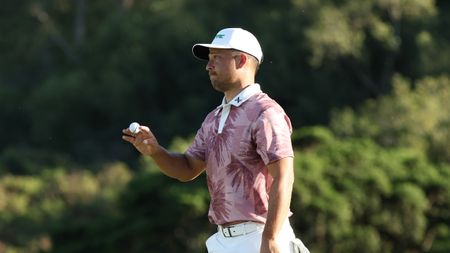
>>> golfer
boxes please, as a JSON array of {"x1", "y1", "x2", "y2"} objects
[{"x1": 123, "y1": 27, "x2": 309, "y2": 253}]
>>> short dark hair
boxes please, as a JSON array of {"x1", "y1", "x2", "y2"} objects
[
  {"x1": 246, "y1": 53, "x2": 260, "y2": 72},
  {"x1": 231, "y1": 49, "x2": 260, "y2": 73}
]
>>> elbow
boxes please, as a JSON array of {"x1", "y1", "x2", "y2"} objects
[
  {"x1": 176, "y1": 174, "x2": 199, "y2": 182},
  {"x1": 177, "y1": 176, "x2": 194, "y2": 182}
]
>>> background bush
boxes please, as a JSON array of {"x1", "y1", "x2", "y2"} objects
[{"x1": 0, "y1": 0, "x2": 449, "y2": 252}]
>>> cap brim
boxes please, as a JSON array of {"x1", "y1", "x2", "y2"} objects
[{"x1": 192, "y1": 43, "x2": 232, "y2": 61}]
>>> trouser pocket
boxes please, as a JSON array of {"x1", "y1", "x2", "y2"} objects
[{"x1": 291, "y1": 238, "x2": 310, "y2": 253}]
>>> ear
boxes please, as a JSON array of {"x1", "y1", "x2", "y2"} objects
[{"x1": 235, "y1": 53, "x2": 247, "y2": 69}]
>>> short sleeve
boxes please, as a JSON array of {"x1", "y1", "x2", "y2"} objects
[
  {"x1": 253, "y1": 106, "x2": 294, "y2": 165},
  {"x1": 186, "y1": 126, "x2": 207, "y2": 162}
]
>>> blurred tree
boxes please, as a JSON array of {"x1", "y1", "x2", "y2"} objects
[
  {"x1": 0, "y1": 0, "x2": 449, "y2": 252},
  {"x1": 292, "y1": 73, "x2": 450, "y2": 252},
  {"x1": 330, "y1": 74, "x2": 450, "y2": 164},
  {"x1": 291, "y1": 126, "x2": 449, "y2": 253},
  {"x1": 1, "y1": 0, "x2": 449, "y2": 168},
  {"x1": 48, "y1": 137, "x2": 211, "y2": 253},
  {"x1": 0, "y1": 162, "x2": 132, "y2": 253}
]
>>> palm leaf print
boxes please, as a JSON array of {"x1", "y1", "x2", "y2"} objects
[
  {"x1": 208, "y1": 176, "x2": 230, "y2": 222},
  {"x1": 211, "y1": 119, "x2": 236, "y2": 167},
  {"x1": 226, "y1": 158, "x2": 255, "y2": 199}
]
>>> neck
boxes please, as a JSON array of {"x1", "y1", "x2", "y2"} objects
[
  {"x1": 224, "y1": 83, "x2": 253, "y2": 103},
  {"x1": 224, "y1": 75, "x2": 255, "y2": 103}
]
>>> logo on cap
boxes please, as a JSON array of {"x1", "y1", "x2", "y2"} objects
[{"x1": 192, "y1": 28, "x2": 263, "y2": 63}]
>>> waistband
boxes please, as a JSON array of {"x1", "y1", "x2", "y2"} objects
[{"x1": 217, "y1": 221, "x2": 264, "y2": 238}]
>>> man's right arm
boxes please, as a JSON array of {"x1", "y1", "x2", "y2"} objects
[
  {"x1": 122, "y1": 125, "x2": 205, "y2": 181},
  {"x1": 150, "y1": 146, "x2": 205, "y2": 181}
]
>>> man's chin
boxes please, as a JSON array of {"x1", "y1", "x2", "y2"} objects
[
  {"x1": 210, "y1": 78, "x2": 219, "y2": 86},
  {"x1": 211, "y1": 82, "x2": 225, "y2": 93},
  {"x1": 211, "y1": 83, "x2": 220, "y2": 91}
]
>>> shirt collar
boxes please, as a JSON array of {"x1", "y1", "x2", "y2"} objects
[{"x1": 219, "y1": 83, "x2": 261, "y2": 108}]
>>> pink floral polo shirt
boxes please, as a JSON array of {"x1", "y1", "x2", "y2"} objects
[{"x1": 186, "y1": 84, "x2": 294, "y2": 225}]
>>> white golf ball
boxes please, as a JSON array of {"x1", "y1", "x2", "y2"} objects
[{"x1": 129, "y1": 122, "x2": 140, "y2": 134}]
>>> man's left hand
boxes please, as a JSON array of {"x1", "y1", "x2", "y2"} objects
[{"x1": 260, "y1": 238, "x2": 280, "y2": 253}]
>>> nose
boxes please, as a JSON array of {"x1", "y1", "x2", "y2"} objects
[{"x1": 206, "y1": 59, "x2": 213, "y2": 71}]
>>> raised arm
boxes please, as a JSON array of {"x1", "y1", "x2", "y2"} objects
[{"x1": 122, "y1": 125, "x2": 205, "y2": 182}]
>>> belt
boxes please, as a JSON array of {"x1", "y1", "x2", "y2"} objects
[{"x1": 218, "y1": 221, "x2": 263, "y2": 238}]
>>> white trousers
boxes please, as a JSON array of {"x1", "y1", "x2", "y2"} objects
[{"x1": 205, "y1": 220, "x2": 309, "y2": 253}]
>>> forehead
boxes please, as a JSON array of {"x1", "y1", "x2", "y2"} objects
[{"x1": 209, "y1": 48, "x2": 234, "y2": 55}]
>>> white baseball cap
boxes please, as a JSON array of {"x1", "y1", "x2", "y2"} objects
[{"x1": 192, "y1": 28, "x2": 263, "y2": 63}]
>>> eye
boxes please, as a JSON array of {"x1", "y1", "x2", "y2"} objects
[{"x1": 208, "y1": 54, "x2": 219, "y2": 61}]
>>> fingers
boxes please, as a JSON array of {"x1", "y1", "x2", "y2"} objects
[
  {"x1": 122, "y1": 124, "x2": 154, "y2": 145},
  {"x1": 139, "y1": 125, "x2": 150, "y2": 132},
  {"x1": 122, "y1": 125, "x2": 150, "y2": 135},
  {"x1": 122, "y1": 134, "x2": 135, "y2": 143},
  {"x1": 122, "y1": 123, "x2": 160, "y2": 156}
]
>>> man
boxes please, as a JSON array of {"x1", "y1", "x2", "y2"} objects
[{"x1": 122, "y1": 28, "x2": 309, "y2": 253}]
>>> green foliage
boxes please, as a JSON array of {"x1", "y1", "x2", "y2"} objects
[
  {"x1": 45, "y1": 138, "x2": 210, "y2": 253},
  {"x1": 331, "y1": 74, "x2": 450, "y2": 164},
  {"x1": 291, "y1": 126, "x2": 450, "y2": 253},
  {"x1": 1, "y1": 0, "x2": 449, "y2": 166},
  {"x1": 110, "y1": 167, "x2": 210, "y2": 253},
  {"x1": 0, "y1": 163, "x2": 132, "y2": 253},
  {"x1": 0, "y1": 0, "x2": 450, "y2": 253},
  {"x1": 289, "y1": 74, "x2": 450, "y2": 252}
]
